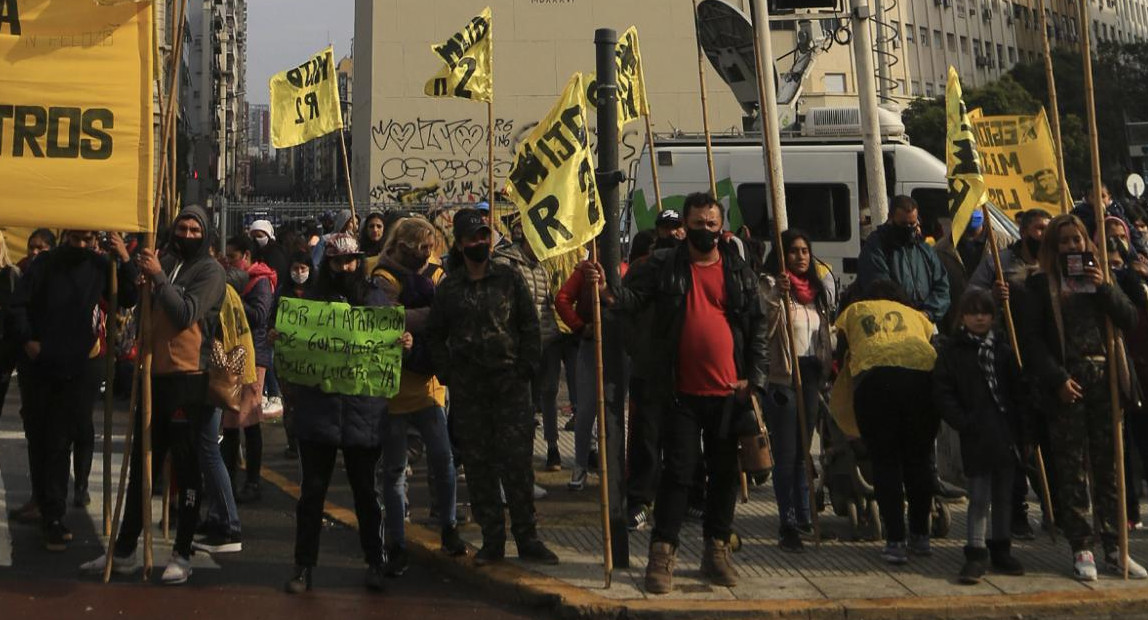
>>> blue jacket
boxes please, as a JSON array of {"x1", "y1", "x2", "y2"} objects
[
  {"x1": 857, "y1": 224, "x2": 951, "y2": 324},
  {"x1": 290, "y1": 281, "x2": 392, "y2": 449}
]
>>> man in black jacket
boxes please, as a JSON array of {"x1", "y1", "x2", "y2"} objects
[
  {"x1": 9, "y1": 230, "x2": 137, "y2": 551},
  {"x1": 589, "y1": 192, "x2": 769, "y2": 594}
]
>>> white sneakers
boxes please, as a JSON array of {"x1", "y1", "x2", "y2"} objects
[
  {"x1": 1105, "y1": 553, "x2": 1148, "y2": 579},
  {"x1": 161, "y1": 552, "x2": 193, "y2": 585},
  {"x1": 262, "y1": 396, "x2": 284, "y2": 418},
  {"x1": 80, "y1": 551, "x2": 139, "y2": 576},
  {"x1": 533, "y1": 484, "x2": 548, "y2": 500},
  {"x1": 1074, "y1": 551, "x2": 1098, "y2": 581}
]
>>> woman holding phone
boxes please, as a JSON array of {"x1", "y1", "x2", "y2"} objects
[{"x1": 1016, "y1": 213, "x2": 1144, "y2": 581}]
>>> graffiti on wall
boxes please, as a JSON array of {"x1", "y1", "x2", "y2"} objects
[{"x1": 369, "y1": 115, "x2": 644, "y2": 205}]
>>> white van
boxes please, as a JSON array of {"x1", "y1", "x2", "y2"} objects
[{"x1": 625, "y1": 109, "x2": 1018, "y2": 285}]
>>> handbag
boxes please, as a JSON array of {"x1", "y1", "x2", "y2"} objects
[
  {"x1": 737, "y1": 393, "x2": 774, "y2": 475},
  {"x1": 208, "y1": 339, "x2": 247, "y2": 412}
]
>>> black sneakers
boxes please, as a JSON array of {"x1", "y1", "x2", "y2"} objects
[
  {"x1": 474, "y1": 545, "x2": 505, "y2": 567},
  {"x1": 441, "y1": 525, "x2": 468, "y2": 557},
  {"x1": 384, "y1": 545, "x2": 409, "y2": 577},
  {"x1": 44, "y1": 521, "x2": 69, "y2": 552},
  {"x1": 517, "y1": 539, "x2": 560, "y2": 565},
  {"x1": 778, "y1": 526, "x2": 804, "y2": 554},
  {"x1": 545, "y1": 445, "x2": 562, "y2": 471},
  {"x1": 284, "y1": 566, "x2": 312, "y2": 594},
  {"x1": 192, "y1": 531, "x2": 243, "y2": 554}
]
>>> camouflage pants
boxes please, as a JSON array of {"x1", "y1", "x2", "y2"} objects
[
  {"x1": 1047, "y1": 361, "x2": 1119, "y2": 554},
  {"x1": 451, "y1": 377, "x2": 538, "y2": 548}
]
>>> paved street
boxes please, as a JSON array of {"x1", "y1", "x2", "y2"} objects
[{"x1": 0, "y1": 388, "x2": 548, "y2": 620}]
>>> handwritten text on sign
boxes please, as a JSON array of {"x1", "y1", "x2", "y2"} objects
[{"x1": 273, "y1": 298, "x2": 404, "y2": 398}]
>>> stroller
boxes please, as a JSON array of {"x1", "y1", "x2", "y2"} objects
[{"x1": 816, "y1": 395, "x2": 953, "y2": 541}]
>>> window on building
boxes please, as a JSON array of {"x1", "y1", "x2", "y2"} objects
[
  {"x1": 934, "y1": 29, "x2": 944, "y2": 47},
  {"x1": 898, "y1": 79, "x2": 907, "y2": 94},
  {"x1": 911, "y1": 80, "x2": 922, "y2": 95},
  {"x1": 824, "y1": 73, "x2": 847, "y2": 93},
  {"x1": 921, "y1": 26, "x2": 930, "y2": 45},
  {"x1": 1008, "y1": 46, "x2": 1017, "y2": 63},
  {"x1": 997, "y1": 43, "x2": 1005, "y2": 65},
  {"x1": 947, "y1": 32, "x2": 957, "y2": 50},
  {"x1": 906, "y1": 24, "x2": 916, "y2": 42},
  {"x1": 960, "y1": 35, "x2": 969, "y2": 51},
  {"x1": 925, "y1": 82, "x2": 935, "y2": 97},
  {"x1": 735, "y1": 184, "x2": 853, "y2": 242}
]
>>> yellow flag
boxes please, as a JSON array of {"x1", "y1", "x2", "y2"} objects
[
  {"x1": 945, "y1": 66, "x2": 987, "y2": 248},
  {"x1": 424, "y1": 7, "x2": 493, "y2": 103},
  {"x1": 270, "y1": 46, "x2": 343, "y2": 149},
  {"x1": 967, "y1": 107, "x2": 1067, "y2": 214},
  {"x1": 0, "y1": 0, "x2": 154, "y2": 232},
  {"x1": 506, "y1": 73, "x2": 603, "y2": 261},
  {"x1": 586, "y1": 26, "x2": 649, "y2": 133}
]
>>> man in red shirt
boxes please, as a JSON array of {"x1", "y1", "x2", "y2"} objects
[{"x1": 590, "y1": 192, "x2": 769, "y2": 594}]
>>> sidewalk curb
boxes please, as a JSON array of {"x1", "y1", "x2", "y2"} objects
[{"x1": 262, "y1": 469, "x2": 1148, "y2": 619}]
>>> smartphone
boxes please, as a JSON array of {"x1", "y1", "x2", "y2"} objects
[{"x1": 1060, "y1": 252, "x2": 1098, "y2": 293}]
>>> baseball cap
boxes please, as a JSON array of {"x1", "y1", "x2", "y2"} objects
[
  {"x1": 475, "y1": 201, "x2": 491, "y2": 212},
  {"x1": 656, "y1": 210, "x2": 683, "y2": 228},
  {"x1": 324, "y1": 233, "x2": 364, "y2": 258},
  {"x1": 453, "y1": 208, "x2": 491, "y2": 240}
]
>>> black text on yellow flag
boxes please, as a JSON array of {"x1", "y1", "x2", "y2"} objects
[
  {"x1": 424, "y1": 7, "x2": 493, "y2": 103},
  {"x1": 270, "y1": 46, "x2": 343, "y2": 149},
  {"x1": 506, "y1": 73, "x2": 603, "y2": 262}
]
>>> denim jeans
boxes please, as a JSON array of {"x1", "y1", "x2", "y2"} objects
[
  {"x1": 765, "y1": 358, "x2": 823, "y2": 529},
  {"x1": 380, "y1": 406, "x2": 457, "y2": 548},
  {"x1": 198, "y1": 407, "x2": 240, "y2": 536},
  {"x1": 536, "y1": 336, "x2": 569, "y2": 445}
]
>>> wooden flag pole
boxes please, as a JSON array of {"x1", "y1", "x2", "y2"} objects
[
  {"x1": 749, "y1": 0, "x2": 818, "y2": 544},
  {"x1": 102, "y1": 261, "x2": 119, "y2": 538},
  {"x1": 692, "y1": 0, "x2": 718, "y2": 198},
  {"x1": 487, "y1": 101, "x2": 496, "y2": 206},
  {"x1": 590, "y1": 242, "x2": 613, "y2": 587},
  {"x1": 338, "y1": 128, "x2": 357, "y2": 226},
  {"x1": 982, "y1": 212, "x2": 1057, "y2": 540},
  {"x1": 643, "y1": 114, "x2": 665, "y2": 213},
  {"x1": 1078, "y1": 0, "x2": 1129, "y2": 577},
  {"x1": 1035, "y1": 0, "x2": 1071, "y2": 214},
  {"x1": 104, "y1": 362, "x2": 141, "y2": 583}
]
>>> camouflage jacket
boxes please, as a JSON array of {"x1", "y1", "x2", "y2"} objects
[{"x1": 428, "y1": 256, "x2": 542, "y2": 388}]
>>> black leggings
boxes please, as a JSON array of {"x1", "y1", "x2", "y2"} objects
[
  {"x1": 854, "y1": 367, "x2": 939, "y2": 544},
  {"x1": 222, "y1": 424, "x2": 263, "y2": 486}
]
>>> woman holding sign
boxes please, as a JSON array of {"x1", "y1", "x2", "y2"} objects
[{"x1": 282, "y1": 233, "x2": 408, "y2": 594}]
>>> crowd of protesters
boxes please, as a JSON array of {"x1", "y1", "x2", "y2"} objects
[{"x1": 4, "y1": 180, "x2": 1148, "y2": 594}]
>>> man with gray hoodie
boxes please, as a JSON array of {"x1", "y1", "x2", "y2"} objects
[{"x1": 81, "y1": 205, "x2": 226, "y2": 585}]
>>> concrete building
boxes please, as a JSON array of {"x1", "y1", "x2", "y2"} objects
[
  {"x1": 247, "y1": 103, "x2": 271, "y2": 159},
  {"x1": 187, "y1": 0, "x2": 248, "y2": 205}
]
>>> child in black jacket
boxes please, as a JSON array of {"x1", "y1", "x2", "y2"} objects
[{"x1": 933, "y1": 288, "x2": 1026, "y2": 584}]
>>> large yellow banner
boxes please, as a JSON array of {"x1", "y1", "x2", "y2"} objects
[
  {"x1": 946, "y1": 67, "x2": 987, "y2": 247},
  {"x1": 506, "y1": 73, "x2": 603, "y2": 261},
  {"x1": 968, "y1": 108, "x2": 1066, "y2": 214},
  {"x1": 270, "y1": 46, "x2": 344, "y2": 149},
  {"x1": 586, "y1": 26, "x2": 649, "y2": 134},
  {"x1": 0, "y1": 0, "x2": 153, "y2": 232},
  {"x1": 424, "y1": 7, "x2": 493, "y2": 103}
]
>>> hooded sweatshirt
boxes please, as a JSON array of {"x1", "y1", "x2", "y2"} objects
[{"x1": 151, "y1": 205, "x2": 227, "y2": 375}]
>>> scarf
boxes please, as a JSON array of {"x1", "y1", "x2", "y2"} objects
[
  {"x1": 788, "y1": 272, "x2": 816, "y2": 306},
  {"x1": 961, "y1": 326, "x2": 1004, "y2": 414}
]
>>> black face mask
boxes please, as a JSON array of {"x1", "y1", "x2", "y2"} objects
[
  {"x1": 890, "y1": 224, "x2": 918, "y2": 246},
  {"x1": 57, "y1": 245, "x2": 89, "y2": 265},
  {"x1": 333, "y1": 271, "x2": 361, "y2": 296},
  {"x1": 654, "y1": 236, "x2": 681, "y2": 250},
  {"x1": 463, "y1": 243, "x2": 491, "y2": 264},
  {"x1": 686, "y1": 228, "x2": 720, "y2": 253},
  {"x1": 173, "y1": 236, "x2": 203, "y2": 258},
  {"x1": 1024, "y1": 236, "x2": 1042, "y2": 258}
]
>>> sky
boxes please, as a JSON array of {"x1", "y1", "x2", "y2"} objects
[{"x1": 245, "y1": 0, "x2": 356, "y2": 105}]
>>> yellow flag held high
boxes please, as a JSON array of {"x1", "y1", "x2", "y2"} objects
[
  {"x1": 586, "y1": 26, "x2": 649, "y2": 133},
  {"x1": 967, "y1": 107, "x2": 1067, "y2": 215},
  {"x1": 946, "y1": 66, "x2": 988, "y2": 247},
  {"x1": 506, "y1": 73, "x2": 603, "y2": 261},
  {"x1": 0, "y1": 0, "x2": 154, "y2": 232},
  {"x1": 270, "y1": 46, "x2": 343, "y2": 149},
  {"x1": 424, "y1": 7, "x2": 493, "y2": 103}
]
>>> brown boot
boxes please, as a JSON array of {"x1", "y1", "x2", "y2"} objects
[
  {"x1": 700, "y1": 537, "x2": 739, "y2": 587},
  {"x1": 644, "y1": 541, "x2": 676, "y2": 594}
]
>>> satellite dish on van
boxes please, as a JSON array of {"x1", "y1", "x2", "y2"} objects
[{"x1": 695, "y1": 0, "x2": 777, "y2": 117}]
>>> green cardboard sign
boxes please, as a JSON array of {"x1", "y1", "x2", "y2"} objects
[{"x1": 273, "y1": 297, "x2": 405, "y2": 398}]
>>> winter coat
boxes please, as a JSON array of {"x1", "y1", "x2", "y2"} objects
[
  {"x1": 290, "y1": 280, "x2": 392, "y2": 449},
  {"x1": 428, "y1": 256, "x2": 541, "y2": 388},
  {"x1": 608, "y1": 242, "x2": 769, "y2": 402},
  {"x1": 373, "y1": 254, "x2": 447, "y2": 414},
  {"x1": 760, "y1": 268, "x2": 836, "y2": 387},
  {"x1": 935, "y1": 234, "x2": 987, "y2": 331},
  {"x1": 494, "y1": 243, "x2": 560, "y2": 348},
  {"x1": 254, "y1": 241, "x2": 290, "y2": 292},
  {"x1": 8, "y1": 248, "x2": 138, "y2": 378},
  {"x1": 151, "y1": 205, "x2": 226, "y2": 375},
  {"x1": 857, "y1": 223, "x2": 951, "y2": 324},
  {"x1": 1015, "y1": 271, "x2": 1138, "y2": 396},
  {"x1": 241, "y1": 262, "x2": 276, "y2": 368},
  {"x1": 968, "y1": 240, "x2": 1039, "y2": 290},
  {"x1": 932, "y1": 332, "x2": 1025, "y2": 477}
]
